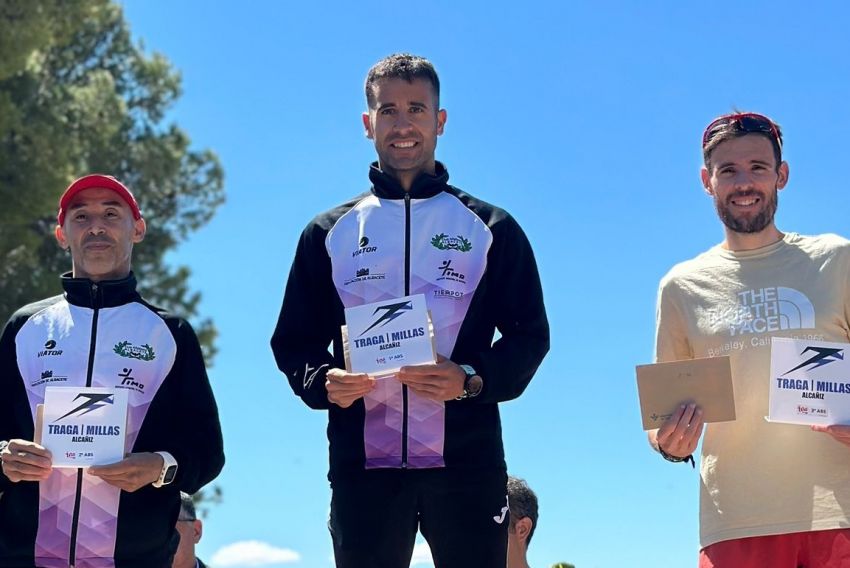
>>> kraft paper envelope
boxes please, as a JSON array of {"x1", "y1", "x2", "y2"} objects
[{"x1": 636, "y1": 356, "x2": 736, "y2": 430}]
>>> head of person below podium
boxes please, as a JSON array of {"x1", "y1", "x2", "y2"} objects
[
  {"x1": 507, "y1": 475, "x2": 539, "y2": 568},
  {"x1": 173, "y1": 491, "x2": 207, "y2": 568}
]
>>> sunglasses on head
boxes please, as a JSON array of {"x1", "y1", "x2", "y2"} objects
[{"x1": 702, "y1": 113, "x2": 782, "y2": 149}]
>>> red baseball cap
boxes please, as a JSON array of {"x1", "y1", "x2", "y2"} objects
[{"x1": 57, "y1": 174, "x2": 142, "y2": 225}]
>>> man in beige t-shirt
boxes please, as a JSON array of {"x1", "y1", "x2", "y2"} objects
[{"x1": 650, "y1": 112, "x2": 850, "y2": 568}]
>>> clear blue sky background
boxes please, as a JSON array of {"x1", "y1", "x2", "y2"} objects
[{"x1": 118, "y1": 2, "x2": 850, "y2": 567}]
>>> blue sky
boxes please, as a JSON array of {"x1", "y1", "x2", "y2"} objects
[{"x1": 118, "y1": 1, "x2": 850, "y2": 567}]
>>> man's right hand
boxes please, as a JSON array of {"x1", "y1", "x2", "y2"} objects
[
  {"x1": 0, "y1": 439, "x2": 53, "y2": 482},
  {"x1": 652, "y1": 403, "x2": 705, "y2": 458},
  {"x1": 326, "y1": 368, "x2": 376, "y2": 408}
]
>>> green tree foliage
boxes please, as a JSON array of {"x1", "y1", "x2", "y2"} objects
[
  {"x1": 551, "y1": 563, "x2": 576, "y2": 568},
  {"x1": 0, "y1": 0, "x2": 224, "y2": 360},
  {"x1": 192, "y1": 484, "x2": 223, "y2": 520}
]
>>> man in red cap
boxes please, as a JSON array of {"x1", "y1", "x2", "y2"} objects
[{"x1": 0, "y1": 174, "x2": 224, "y2": 567}]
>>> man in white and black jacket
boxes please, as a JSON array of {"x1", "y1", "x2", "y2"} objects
[
  {"x1": 0, "y1": 174, "x2": 224, "y2": 568},
  {"x1": 271, "y1": 53, "x2": 549, "y2": 568}
]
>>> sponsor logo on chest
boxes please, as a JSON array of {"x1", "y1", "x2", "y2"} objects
[
  {"x1": 436, "y1": 259, "x2": 466, "y2": 283},
  {"x1": 352, "y1": 236, "x2": 378, "y2": 258},
  {"x1": 431, "y1": 233, "x2": 472, "y2": 252},
  {"x1": 38, "y1": 339, "x2": 63, "y2": 358},
  {"x1": 433, "y1": 289, "x2": 465, "y2": 300},
  {"x1": 344, "y1": 267, "x2": 387, "y2": 286},
  {"x1": 31, "y1": 369, "x2": 69, "y2": 387},
  {"x1": 113, "y1": 341, "x2": 156, "y2": 361},
  {"x1": 115, "y1": 367, "x2": 145, "y2": 393}
]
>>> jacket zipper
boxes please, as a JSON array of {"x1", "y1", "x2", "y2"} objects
[
  {"x1": 69, "y1": 282, "x2": 100, "y2": 565},
  {"x1": 402, "y1": 193, "x2": 411, "y2": 468}
]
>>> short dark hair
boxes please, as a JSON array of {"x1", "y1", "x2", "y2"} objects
[
  {"x1": 178, "y1": 492, "x2": 197, "y2": 522},
  {"x1": 703, "y1": 112, "x2": 783, "y2": 171},
  {"x1": 507, "y1": 475, "x2": 539, "y2": 545},
  {"x1": 364, "y1": 53, "x2": 440, "y2": 108}
]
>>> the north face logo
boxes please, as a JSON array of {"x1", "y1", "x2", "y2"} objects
[{"x1": 709, "y1": 286, "x2": 815, "y2": 336}]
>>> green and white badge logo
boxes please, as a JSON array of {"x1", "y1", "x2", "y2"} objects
[
  {"x1": 113, "y1": 341, "x2": 156, "y2": 361},
  {"x1": 431, "y1": 233, "x2": 472, "y2": 252}
]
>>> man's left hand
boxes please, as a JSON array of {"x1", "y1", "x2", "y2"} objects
[
  {"x1": 811, "y1": 425, "x2": 850, "y2": 448},
  {"x1": 88, "y1": 452, "x2": 164, "y2": 492},
  {"x1": 396, "y1": 356, "x2": 465, "y2": 401}
]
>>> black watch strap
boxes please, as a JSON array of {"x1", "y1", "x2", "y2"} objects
[
  {"x1": 658, "y1": 443, "x2": 695, "y2": 468},
  {"x1": 457, "y1": 364, "x2": 482, "y2": 400}
]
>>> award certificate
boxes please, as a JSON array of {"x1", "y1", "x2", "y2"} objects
[{"x1": 635, "y1": 356, "x2": 736, "y2": 430}]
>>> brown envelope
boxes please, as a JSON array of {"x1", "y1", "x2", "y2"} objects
[{"x1": 636, "y1": 356, "x2": 736, "y2": 430}]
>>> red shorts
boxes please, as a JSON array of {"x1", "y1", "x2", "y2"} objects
[{"x1": 699, "y1": 529, "x2": 850, "y2": 568}]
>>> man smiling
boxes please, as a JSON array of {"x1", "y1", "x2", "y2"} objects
[
  {"x1": 0, "y1": 174, "x2": 224, "y2": 567},
  {"x1": 272, "y1": 54, "x2": 549, "y2": 568},
  {"x1": 650, "y1": 113, "x2": 850, "y2": 567}
]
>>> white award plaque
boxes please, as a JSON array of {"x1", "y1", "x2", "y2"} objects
[
  {"x1": 342, "y1": 294, "x2": 436, "y2": 376},
  {"x1": 768, "y1": 337, "x2": 850, "y2": 425},
  {"x1": 41, "y1": 387, "x2": 128, "y2": 468}
]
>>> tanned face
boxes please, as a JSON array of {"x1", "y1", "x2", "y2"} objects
[
  {"x1": 54, "y1": 187, "x2": 146, "y2": 281},
  {"x1": 701, "y1": 134, "x2": 789, "y2": 250},
  {"x1": 362, "y1": 77, "x2": 447, "y2": 191}
]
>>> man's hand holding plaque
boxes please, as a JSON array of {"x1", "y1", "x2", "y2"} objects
[
  {"x1": 396, "y1": 356, "x2": 465, "y2": 402},
  {"x1": 325, "y1": 369, "x2": 376, "y2": 408}
]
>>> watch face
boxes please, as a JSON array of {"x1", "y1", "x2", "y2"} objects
[
  {"x1": 162, "y1": 465, "x2": 178, "y2": 484},
  {"x1": 467, "y1": 376, "x2": 483, "y2": 397}
]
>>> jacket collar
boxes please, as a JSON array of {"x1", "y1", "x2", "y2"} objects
[
  {"x1": 62, "y1": 271, "x2": 141, "y2": 309},
  {"x1": 369, "y1": 161, "x2": 450, "y2": 200}
]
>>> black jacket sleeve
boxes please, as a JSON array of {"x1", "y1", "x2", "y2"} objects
[
  {"x1": 137, "y1": 318, "x2": 224, "y2": 494},
  {"x1": 0, "y1": 306, "x2": 42, "y2": 492},
  {"x1": 270, "y1": 220, "x2": 341, "y2": 410},
  {"x1": 0, "y1": 318, "x2": 17, "y2": 493},
  {"x1": 467, "y1": 214, "x2": 550, "y2": 404}
]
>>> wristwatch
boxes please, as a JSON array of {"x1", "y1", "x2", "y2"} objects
[
  {"x1": 456, "y1": 365, "x2": 483, "y2": 400},
  {"x1": 152, "y1": 451, "x2": 178, "y2": 488},
  {"x1": 658, "y1": 443, "x2": 695, "y2": 468}
]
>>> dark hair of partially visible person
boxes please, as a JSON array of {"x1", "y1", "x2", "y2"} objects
[
  {"x1": 364, "y1": 53, "x2": 441, "y2": 108},
  {"x1": 507, "y1": 475, "x2": 539, "y2": 545},
  {"x1": 178, "y1": 492, "x2": 197, "y2": 522}
]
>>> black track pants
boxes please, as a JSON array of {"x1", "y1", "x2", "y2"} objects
[{"x1": 329, "y1": 468, "x2": 509, "y2": 568}]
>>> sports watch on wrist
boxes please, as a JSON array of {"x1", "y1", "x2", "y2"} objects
[
  {"x1": 658, "y1": 443, "x2": 695, "y2": 468},
  {"x1": 152, "y1": 451, "x2": 178, "y2": 488},
  {"x1": 456, "y1": 364, "x2": 483, "y2": 400}
]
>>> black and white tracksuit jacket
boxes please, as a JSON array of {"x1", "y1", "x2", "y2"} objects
[
  {"x1": 0, "y1": 273, "x2": 224, "y2": 568},
  {"x1": 271, "y1": 162, "x2": 549, "y2": 480}
]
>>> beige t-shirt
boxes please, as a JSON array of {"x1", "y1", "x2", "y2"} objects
[{"x1": 656, "y1": 233, "x2": 850, "y2": 548}]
